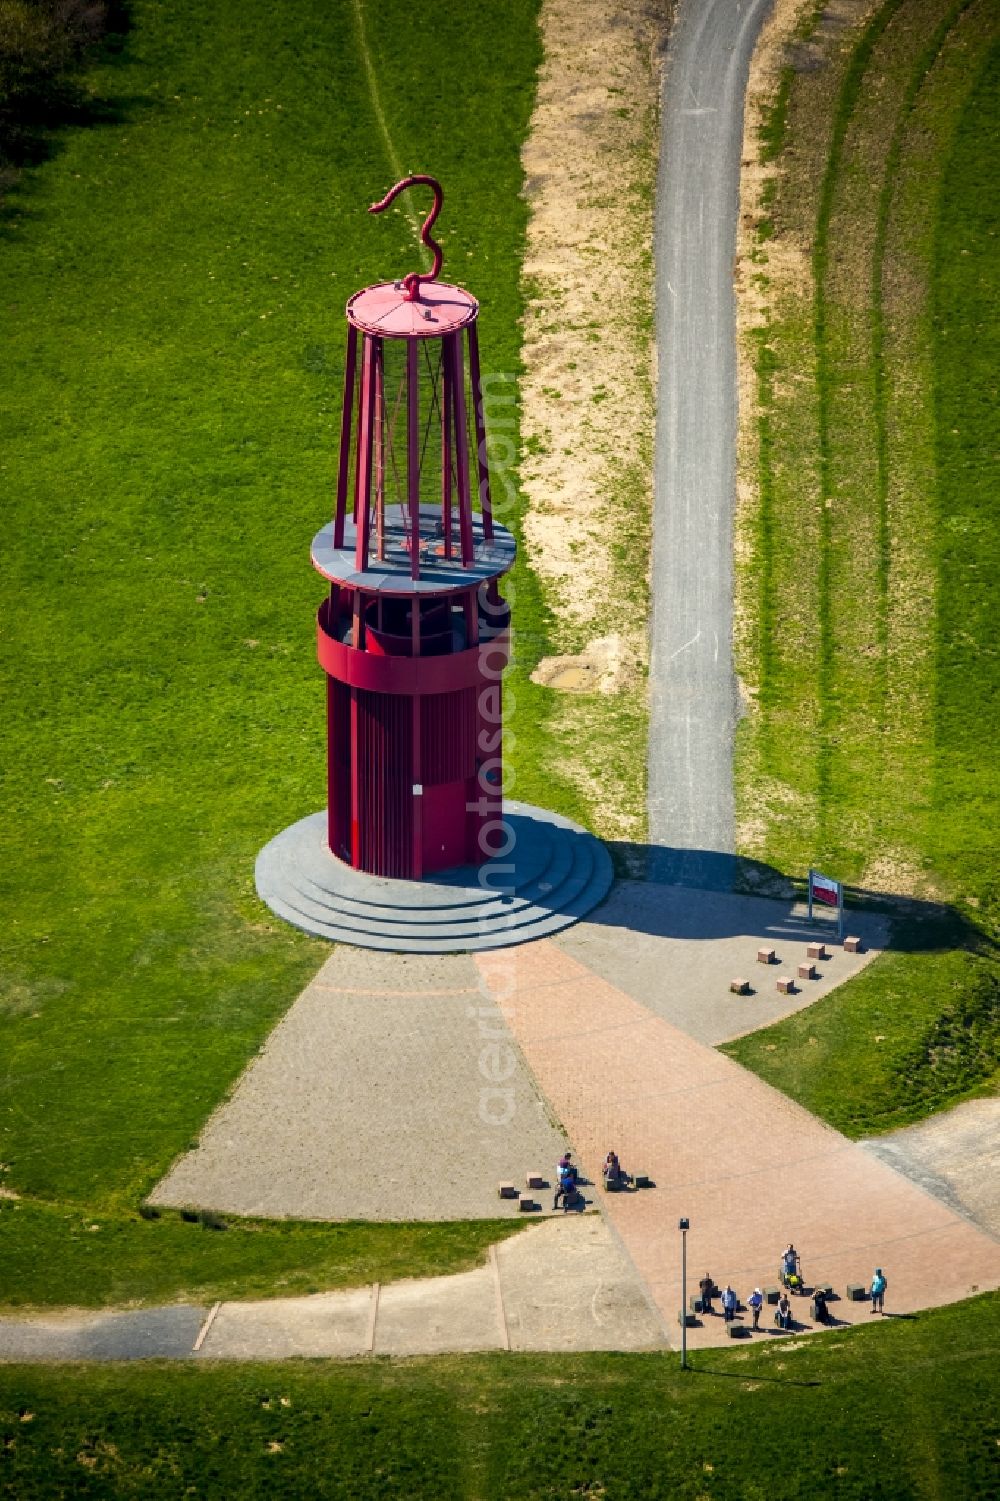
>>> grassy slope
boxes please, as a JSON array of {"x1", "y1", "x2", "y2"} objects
[
  {"x1": 1, "y1": 1293, "x2": 998, "y2": 1498},
  {"x1": 729, "y1": 0, "x2": 999, "y2": 1131},
  {"x1": 0, "y1": 0, "x2": 541, "y2": 1305}
]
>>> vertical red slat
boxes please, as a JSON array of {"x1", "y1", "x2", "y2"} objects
[
  {"x1": 442, "y1": 344, "x2": 453, "y2": 559},
  {"x1": 450, "y1": 334, "x2": 475, "y2": 567},
  {"x1": 407, "y1": 339, "x2": 420, "y2": 581},
  {"x1": 466, "y1": 321, "x2": 493, "y2": 541},
  {"x1": 334, "y1": 324, "x2": 358, "y2": 548},
  {"x1": 354, "y1": 339, "x2": 376, "y2": 573},
  {"x1": 350, "y1": 684, "x2": 360, "y2": 866}
]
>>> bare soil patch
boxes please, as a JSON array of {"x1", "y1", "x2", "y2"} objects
[
  {"x1": 531, "y1": 633, "x2": 637, "y2": 695},
  {"x1": 521, "y1": 0, "x2": 665, "y2": 648},
  {"x1": 518, "y1": 0, "x2": 668, "y2": 841}
]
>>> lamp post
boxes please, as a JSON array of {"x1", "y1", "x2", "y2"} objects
[{"x1": 679, "y1": 1217, "x2": 690, "y2": 1370}]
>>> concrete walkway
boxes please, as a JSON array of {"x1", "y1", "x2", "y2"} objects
[
  {"x1": 477, "y1": 941, "x2": 1000, "y2": 1349},
  {"x1": 862, "y1": 1098, "x2": 1000, "y2": 1241},
  {"x1": 553, "y1": 880, "x2": 888, "y2": 1044},
  {"x1": 0, "y1": 1218, "x2": 666, "y2": 1363}
]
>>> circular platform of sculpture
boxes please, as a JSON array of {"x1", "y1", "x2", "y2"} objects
[{"x1": 255, "y1": 802, "x2": 614, "y2": 953}]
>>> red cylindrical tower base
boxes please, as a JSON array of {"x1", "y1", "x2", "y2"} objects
[{"x1": 312, "y1": 182, "x2": 516, "y2": 881}]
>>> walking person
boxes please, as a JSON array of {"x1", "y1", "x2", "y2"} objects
[
  {"x1": 780, "y1": 1243, "x2": 800, "y2": 1287},
  {"x1": 721, "y1": 1284, "x2": 737, "y2": 1323},
  {"x1": 870, "y1": 1267, "x2": 887, "y2": 1315},
  {"x1": 747, "y1": 1287, "x2": 764, "y2": 1330},
  {"x1": 699, "y1": 1273, "x2": 715, "y2": 1315}
]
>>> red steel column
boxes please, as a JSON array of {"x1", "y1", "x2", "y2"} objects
[
  {"x1": 442, "y1": 343, "x2": 453, "y2": 560},
  {"x1": 334, "y1": 324, "x2": 358, "y2": 548},
  {"x1": 407, "y1": 339, "x2": 420, "y2": 582},
  {"x1": 449, "y1": 333, "x2": 475, "y2": 567},
  {"x1": 374, "y1": 340, "x2": 385, "y2": 562},
  {"x1": 354, "y1": 338, "x2": 377, "y2": 573},
  {"x1": 410, "y1": 597, "x2": 422, "y2": 878},
  {"x1": 466, "y1": 322, "x2": 494, "y2": 541}
]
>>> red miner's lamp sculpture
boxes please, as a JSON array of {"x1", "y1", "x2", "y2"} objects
[
  {"x1": 313, "y1": 175, "x2": 515, "y2": 879},
  {"x1": 256, "y1": 177, "x2": 612, "y2": 952}
]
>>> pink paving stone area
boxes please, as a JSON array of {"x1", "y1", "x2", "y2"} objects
[{"x1": 477, "y1": 942, "x2": 1000, "y2": 1350}]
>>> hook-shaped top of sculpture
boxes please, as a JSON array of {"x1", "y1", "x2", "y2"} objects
[{"x1": 369, "y1": 175, "x2": 444, "y2": 302}]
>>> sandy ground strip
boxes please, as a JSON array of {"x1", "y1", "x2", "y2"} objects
[{"x1": 520, "y1": 0, "x2": 663, "y2": 636}]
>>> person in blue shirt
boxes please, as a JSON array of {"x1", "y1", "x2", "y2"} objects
[
  {"x1": 721, "y1": 1285, "x2": 738, "y2": 1322},
  {"x1": 553, "y1": 1154, "x2": 577, "y2": 1211},
  {"x1": 746, "y1": 1287, "x2": 764, "y2": 1330},
  {"x1": 870, "y1": 1268, "x2": 887, "y2": 1314}
]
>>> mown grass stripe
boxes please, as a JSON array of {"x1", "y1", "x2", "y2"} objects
[
  {"x1": 812, "y1": 0, "x2": 907, "y2": 836},
  {"x1": 931, "y1": 30, "x2": 1000, "y2": 904},
  {"x1": 872, "y1": 0, "x2": 975, "y2": 666}
]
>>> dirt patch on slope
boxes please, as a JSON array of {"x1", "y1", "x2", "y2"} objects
[
  {"x1": 531, "y1": 633, "x2": 637, "y2": 695},
  {"x1": 521, "y1": 0, "x2": 666, "y2": 650},
  {"x1": 518, "y1": 0, "x2": 667, "y2": 842}
]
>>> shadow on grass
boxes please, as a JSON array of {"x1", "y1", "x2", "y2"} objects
[
  {"x1": 592, "y1": 841, "x2": 997, "y2": 958},
  {"x1": 686, "y1": 1363, "x2": 822, "y2": 1389},
  {"x1": 0, "y1": 3, "x2": 147, "y2": 238}
]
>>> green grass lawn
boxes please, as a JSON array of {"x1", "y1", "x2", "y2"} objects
[
  {"x1": 0, "y1": 0, "x2": 551, "y2": 1306},
  {"x1": 1, "y1": 1293, "x2": 997, "y2": 1498},
  {"x1": 732, "y1": 0, "x2": 999, "y2": 1128},
  {"x1": 724, "y1": 912, "x2": 1000, "y2": 1137}
]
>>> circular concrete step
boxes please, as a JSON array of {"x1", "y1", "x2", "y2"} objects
[{"x1": 255, "y1": 802, "x2": 614, "y2": 953}]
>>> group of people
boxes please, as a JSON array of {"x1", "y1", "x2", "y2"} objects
[
  {"x1": 697, "y1": 1245, "x2": 889, "y2": 1331},
  {"x1": 552, "y1": 1150, "x2": 634, "y2": 1211}
]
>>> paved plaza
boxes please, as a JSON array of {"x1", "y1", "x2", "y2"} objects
[
  {"x1": 477, "y1": 939, "x2": 1000, "y2": 1349},
  {"x1": 8, "y1": 882, "x2": 997, "y2": 1362}
]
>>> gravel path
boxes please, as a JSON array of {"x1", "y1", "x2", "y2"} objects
[
  {"x1": 649, "y1": 0, "x2": 775, "y2": 878},
  {"x1": 151, "y1": 948, "x2": 570, "y2": 1222},
  {"x1": 861, "y1": 1098, "x2": 1000, "y2": 1241}
]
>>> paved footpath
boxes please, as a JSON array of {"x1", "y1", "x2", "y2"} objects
[
  {"x1": 649, "y1": 0, "x2": 776, "y2": 870},
  {"x1": 478, "y1": 942, "x2": 1000, "y2": 1349},
  {"x1": 0, "y1": 1218, "x2": 665, "y2": 1363}
]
